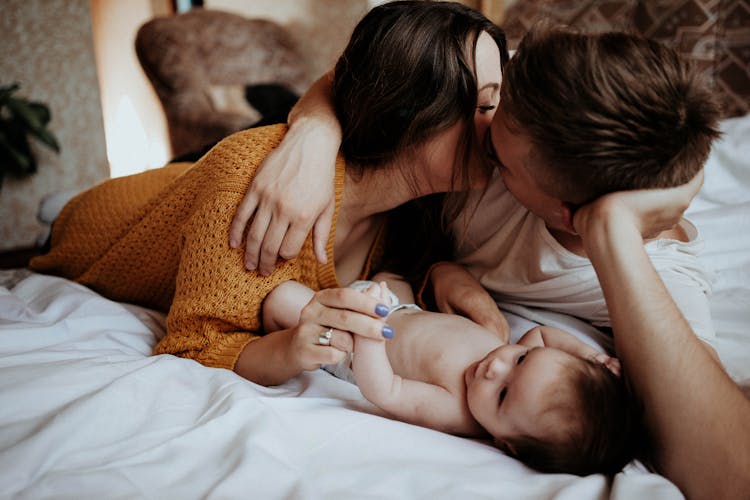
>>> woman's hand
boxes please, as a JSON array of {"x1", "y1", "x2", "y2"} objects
[
  {"x1": 431, "y1": 262, "x2": 509, "y2": 342},
  {"x1": 287, "y1": 286, "x2": 395, "y2": 370},
  {"x1": 573, "y1": 170, "x2": 704, "y2": 241},
  {"x1": 237, "y1": 285, "x2": 393, "y2": 386}
]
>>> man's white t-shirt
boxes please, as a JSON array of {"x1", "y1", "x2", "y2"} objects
[{"x1": 453, "y1": 173, "x2": 715, "y2": 347}]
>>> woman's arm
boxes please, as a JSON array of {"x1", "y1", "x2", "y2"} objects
[
  {"x1": 229, "y1": 71, "x2": 341, "y2": 276},
  {"x1": 574, "y1": 174, "x2": 750, "y2": 499}
]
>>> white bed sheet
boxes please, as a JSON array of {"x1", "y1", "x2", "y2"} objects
[{"x1": 0, "y1": 114, "x2": 748, "y2": 499}]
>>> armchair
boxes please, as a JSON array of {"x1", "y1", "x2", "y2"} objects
[{"x1": 135, "y1": 9, "x2": 309, "y2": 158}]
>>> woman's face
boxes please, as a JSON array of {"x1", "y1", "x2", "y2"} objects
[
  {"x1": 474, "y1": 31, "x2": 503, "y2": 140},
  {"x1": 418, "y1": 31, "x2": 503, "y2": 192}
]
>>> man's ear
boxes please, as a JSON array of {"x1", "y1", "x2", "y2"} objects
[{"x1": 559, "y1": 202, "x2": 578, "y2": 234}]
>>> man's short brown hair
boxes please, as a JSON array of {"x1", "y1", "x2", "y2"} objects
[{"x1": 500, "y1": 25, "x2": 721, "y2": 204}]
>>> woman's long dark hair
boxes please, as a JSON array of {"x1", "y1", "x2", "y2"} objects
[{"x1": 332, "y1": 0, "x2": 508, "y2": 283}]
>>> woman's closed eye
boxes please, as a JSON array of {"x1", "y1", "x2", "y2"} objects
[{"x1": 477, "y1": 104, "x2": 496, "y2": 114}]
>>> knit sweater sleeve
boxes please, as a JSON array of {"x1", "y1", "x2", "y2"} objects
[{"x1": 153, "y1": 125, "x2": 304, "y2": 370}]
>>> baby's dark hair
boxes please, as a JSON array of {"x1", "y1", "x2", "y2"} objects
[{"x1": 496, "y1": 357, "x2": 644, "y2": 476}]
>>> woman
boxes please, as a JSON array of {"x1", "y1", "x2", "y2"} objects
[{"x1": 30, "y1": 1, "x2": 507, "y2": 386}]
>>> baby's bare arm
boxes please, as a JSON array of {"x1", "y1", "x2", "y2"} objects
[
  {"x1": 353, "y1": 333, "x2": 473, "y2": 435},
  {"x1": 353, "y1": 283, "x2": 474, "y2": 435},
  {"x1": 262, "y1": 281, "x2": 315, "y2": 332},
  {"x1": 519, "y1": 326, "x2": 619, "y2": 373}
]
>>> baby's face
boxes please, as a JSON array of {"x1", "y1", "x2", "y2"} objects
[{"x1": 465, "y1": 345, "x2": 578, "y2": 443}]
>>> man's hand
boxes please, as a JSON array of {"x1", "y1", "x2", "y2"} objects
[
  {"x1": 431, "y1": 262, "x2": 509, "y2": 342},
  {"x1": 228, "y1": 120, "x2": 338, "y2": 275},
  {"x1": 573, "y1": 170, "x2": 704, "y2": 241},
  {"x1": 229, "y1": 72, "x2": 342, "y2": 276}
]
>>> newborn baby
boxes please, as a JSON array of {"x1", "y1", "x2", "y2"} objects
[{"x1": 262, "y1": 275, "x2": 636, "y2": 475}]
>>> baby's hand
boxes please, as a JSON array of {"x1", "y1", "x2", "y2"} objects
[
  {"x1": 594, "y1": 353, "x2": 622, "y2": 377},
  {"x1": 364, "y1": 281, "x2": 393, "y2": 307}
]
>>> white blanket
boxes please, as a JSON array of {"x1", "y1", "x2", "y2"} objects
[{"x1": 1, "y1": 114, "x2": 748, "y2": 499}]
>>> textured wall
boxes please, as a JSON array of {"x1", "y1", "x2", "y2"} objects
[{"x1": 0, "y1": 0, "x2": 108, "y2": 251}]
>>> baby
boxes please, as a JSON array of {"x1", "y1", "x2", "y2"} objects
[{"x1": 263, "y1": 276, "x2": 639, "y2": 476}]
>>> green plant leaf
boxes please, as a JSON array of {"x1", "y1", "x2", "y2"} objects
[
  {"x1": 0, "y1": 83, "x2": 58, "y2": 188},
  {"x1": 0, "y1": 83, "x2": 20, "y2": 106},
  {"x1": 6, "y1": 98, "x2": 60, "y2": 152},
  {"x1": 0, "y1": 128, "x2": 37, "y2": 177},
  {"x1": 27, "y1": 102, "x2": 51, "y2": 125}
]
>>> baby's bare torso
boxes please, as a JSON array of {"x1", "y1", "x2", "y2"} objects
[{"x1": 384, "y1": 310, "x2": 501, "y2": 396}]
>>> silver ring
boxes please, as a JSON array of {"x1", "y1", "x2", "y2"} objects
[{"x1": 318, "y1": 328, "x2": 333, "y2": 346}]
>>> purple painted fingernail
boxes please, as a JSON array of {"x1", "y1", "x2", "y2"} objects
[
  {"x1": 382, "y1": 325, "x2": 395, "y2": 339},
  {"x1": 375, "y1": 304, "x2": 389, "y2": 317}
]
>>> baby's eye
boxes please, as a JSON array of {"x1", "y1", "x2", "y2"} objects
[
  {"x1": 498, "y1": 388, "x2": 507, "y2": 405},
  {"x1": 516, "y1": 354, "x2": 527, "y2": 365}
]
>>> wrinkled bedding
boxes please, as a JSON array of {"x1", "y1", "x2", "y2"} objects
[{"x1": 0, "y1": 115, "x2": 747, "y2": 499}]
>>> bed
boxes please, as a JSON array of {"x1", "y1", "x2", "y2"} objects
[{"x1": 0, "y1": 113, "x2": 748, "y2": 499}]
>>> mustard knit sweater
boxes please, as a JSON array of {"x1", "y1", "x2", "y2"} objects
[{"x1": 30, "y1": 124, "x2": 381, "y2": 371}]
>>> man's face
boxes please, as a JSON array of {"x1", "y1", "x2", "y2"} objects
[{"x1": 484, "y1": 107, "x2": 570, "y2": 231}]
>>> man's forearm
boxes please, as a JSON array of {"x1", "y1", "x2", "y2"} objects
[
  {"x1": 583, "y1": 215, "x2": 750, "y2": 499},
  {"x1": 287, "y1": 71, "x2": 340, "y2": 133}
]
